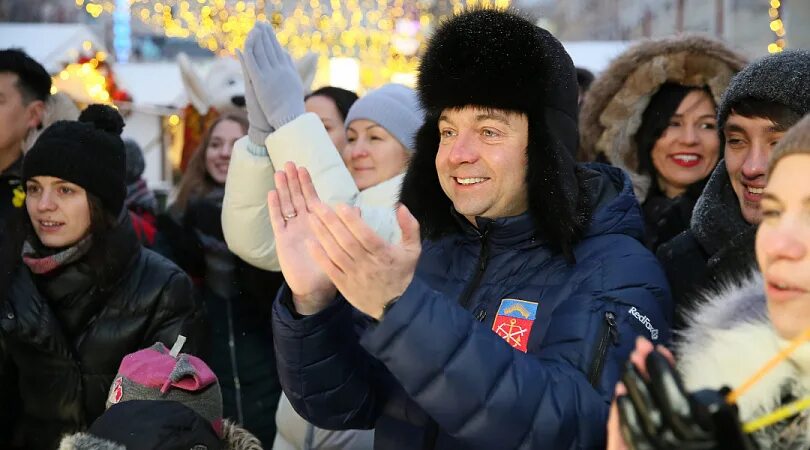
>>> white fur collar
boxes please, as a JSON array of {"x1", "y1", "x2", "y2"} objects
[
  {"x1": 357, "y1": 172, "x2": 404, "y2": 208},
  {"x1": 677, "y1": 273, "x2": 810, "y2": 448}
]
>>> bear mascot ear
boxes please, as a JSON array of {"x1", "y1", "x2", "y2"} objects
[
  {"x1": 202, "y1": 57, "x2": 245, "y2": 113},
  {"x1": 295, "y1": 52, "x2": 318, "y2": 94},
  {"x1": 177, "y1": 52, "x2": 210, "y2": 115}
]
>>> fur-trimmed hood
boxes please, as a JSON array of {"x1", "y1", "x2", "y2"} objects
[
  {"x1": 578, "y1": 35, "x2": 746, "y2": 201},
  {"x1": 677, "y1": 273, "x2": 810, "y2": 449},
  {"x1": 58, "y1": 419, "x2": 264, "y2": 450},
  {"x1": 400, "y1": 8, "x2": 591, "y2": 260}
]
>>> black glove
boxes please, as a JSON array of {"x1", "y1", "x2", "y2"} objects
[{"x1": 617, "y1": 350, "x2": 758, "y2": 450}]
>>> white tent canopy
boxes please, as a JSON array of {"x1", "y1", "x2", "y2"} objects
[
  {"x1": 113, "y1": 62, "x2": 186, "y2": 107},
  {"x1": 562, "y1": 41, "x2": 630, "y2": 74},
  {"x1": 0, "y1": 23, "x2": 108, "y2": 73}
]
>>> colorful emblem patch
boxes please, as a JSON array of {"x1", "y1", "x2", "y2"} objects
[{"x1": 492, "y1": 299, "x2": 538, "y2": 353}]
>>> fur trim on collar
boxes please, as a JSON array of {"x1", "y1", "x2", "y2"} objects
[
  {"x1": 59, "y1": 433, "x2": 125, "y2": 450},
  {"x1": 676, "y1": 271, "x2": 767, "y2": 359},
  {"x1": 221, "y1": 419, "x2": 264, "y2": 450},
  {"x1": 677, "y1": 273, "x2": 810, "y2": 449},
  {"x1": 58, "y1": 420, "x2": 264, "y2": 450},
  {"x1": 578, "y1": 35, "x2": 746, "y2": 201}
]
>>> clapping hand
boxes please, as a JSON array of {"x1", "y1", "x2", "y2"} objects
[
  {"x1": 268, "y1": 162, "x2": 422, "y2": 320},
  {"x1": 268, "y1": 162, "x2": 336, "y2": 315},
  {"x1": 306, "y1": 198, "x2": 422, "y2": 320}
]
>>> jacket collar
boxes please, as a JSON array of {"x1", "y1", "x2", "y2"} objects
[
  {"x1": 451, "y1": 209, "x2": 538, "y2": 251},
  {"x1": 446, "y1": 163, "x2": 646, "y2": 253},
  {"x1": 690, "y1": 162, "x2": 752, "y2": 256}
]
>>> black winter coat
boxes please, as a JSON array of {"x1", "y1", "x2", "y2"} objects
[
  {"x1": 641, "y1": 179, "x2": 705, "y2": 252},
  {"x1": 0, "y1": 213, "x2": 204, "y2": 450},
  {"x1": 274, "y1": 165, "x2": 671, "y2": 449},
  {"x1": 0, "y1": 157, "x2": 23, "y2": 230},
  {"x1": 0, "y1": 157, "x2": 25, "y2": 294},
  {"x1": 656, "y1": 163, "x2": 757, "y2": 330},
  {"x1": 0, "y1": 157, "x2": 27, "y2": 442}
]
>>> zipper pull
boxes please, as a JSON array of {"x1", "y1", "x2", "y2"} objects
[{"x1": 605, "y1": 311, "x2": 619, "y2": 345}]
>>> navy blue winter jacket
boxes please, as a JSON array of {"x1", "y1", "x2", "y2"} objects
[{"x1": 272, "y1": 165, "x2": 672, "y2": 449}]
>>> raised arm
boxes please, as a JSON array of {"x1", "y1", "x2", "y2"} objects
[{"x1": 222, "y1": 24, "x2": 400, "y2": 271}]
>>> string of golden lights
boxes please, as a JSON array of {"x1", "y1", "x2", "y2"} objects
[
  {"x1": 76, "y1": 0, "x2": 510, "y2": 87},
  {"x1": 767, "y1": 0, "x2": 785, "y2": 53}
]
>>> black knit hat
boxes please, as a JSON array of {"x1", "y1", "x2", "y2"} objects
[
  {"x1": 718, "y1": 49, "x2": 810, "y2": 129},
  {"x1": 399, "y1": 8, "x2": 589, "y2": 259},
  {"x1": 23, "y1": 104, "x2": 127, "y2": 215}
]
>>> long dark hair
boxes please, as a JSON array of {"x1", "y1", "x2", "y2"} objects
[
  {"x1": 171, "y1": 112, "x2": 248, "y2": 215},
  {"x1": 635, "y1": 83, "x2": 715, "y2": 190}
]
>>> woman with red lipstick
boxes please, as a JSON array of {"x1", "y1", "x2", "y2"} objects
[
  {"x1": 579, "y1": 35, "x2": 746, "y2": 251},
  {"x1": 607, "y1": 115, "x2": 810, "y2": 450},
  {"x1": 0, "y1": 105, "x2": 203, "y2": 450}
]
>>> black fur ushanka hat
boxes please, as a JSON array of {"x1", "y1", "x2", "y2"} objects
[{"x1": 399, "y1": 8, "x2": 591, "y2": 260}]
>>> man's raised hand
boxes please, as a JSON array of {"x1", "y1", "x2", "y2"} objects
[
  {"x1": 306, "y1": 201, "x2": 422, "y2": 320},
  {"x1": 268, "y1": 162, "x2": 336, "y2": 314}
]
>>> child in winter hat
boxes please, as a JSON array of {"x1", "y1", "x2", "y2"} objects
[
  {"x1": 58, "y1": 338, "x2": 263, "y2": 449},
  {"x1": 104, "y1": 339, "x2": 224, "y2": 435}
]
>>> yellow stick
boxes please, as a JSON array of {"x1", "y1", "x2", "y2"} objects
[
  {"x1": 743, "y1": 395, "x2": 810, "y2": 434},
  {"x1": 726, "y1": 328, "x2": 810, "y2": 405}
]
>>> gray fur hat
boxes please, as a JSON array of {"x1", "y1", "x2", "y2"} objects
[{"x1": 717, "y1": 49, "x2": 810, "y2": 129}]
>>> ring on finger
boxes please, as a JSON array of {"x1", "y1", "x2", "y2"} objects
[{"x1": 283, "y1": 211, "x2": 297, "y2": 220}]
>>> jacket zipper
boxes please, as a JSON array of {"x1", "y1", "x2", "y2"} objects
[
  {"x1": 588, "y1": 311, "x2": 618, "y2": 387},
  {"x1": 423, "y1": 230, "x2": 491, "y2": 449},
  {"x1": 458, "y1": 229, "x2": 490, "y2": 310},
  {"x1": 225, "y1": 297, "x2": 244, "y2": 423}
]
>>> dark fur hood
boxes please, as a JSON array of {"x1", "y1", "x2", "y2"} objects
[
  {"x1": 578, "y1": 35, "x2": 746, "y2": 201},
  {"x1": 400, "y1": 8, "x2": 590, "y2": 260}
]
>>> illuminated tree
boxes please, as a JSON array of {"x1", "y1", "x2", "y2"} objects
[{"x1": 77, "y1": 0, "x2": 510, "y2": 87}]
